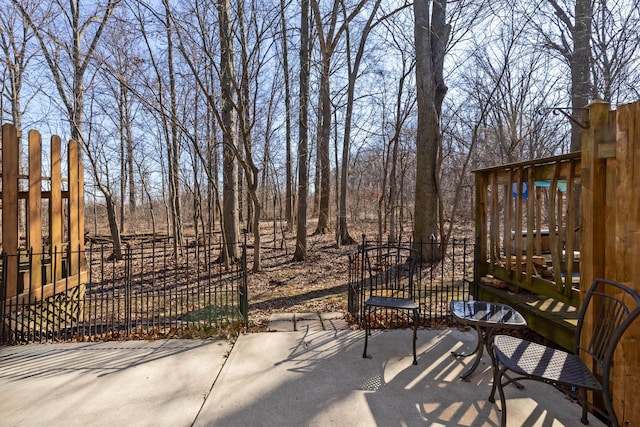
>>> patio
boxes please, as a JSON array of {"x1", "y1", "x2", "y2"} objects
[
  {"x1": 0, "y1": 327, "x2": 605, "y2": 426},
  {"x1": 200, "y1": 328, "x2": 605, "y2": 426}
]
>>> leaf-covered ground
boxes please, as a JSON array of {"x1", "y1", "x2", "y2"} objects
[{"x1": 246, "y1": 227, "x2": 357, "y2": 331}]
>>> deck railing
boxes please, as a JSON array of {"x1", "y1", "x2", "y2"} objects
[{"x1": 474, "y1": 153, "x2": 582, "y2": 305}]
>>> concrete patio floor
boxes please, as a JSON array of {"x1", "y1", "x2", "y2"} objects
[{"x1": 0, "y1": 327, "x2": 606, "y2": 426}]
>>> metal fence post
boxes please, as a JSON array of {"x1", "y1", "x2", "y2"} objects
[
  {"x1": 125, "y1": 243, "x2": 132, "y2": 336},
  {"x1": 1, "y1": 252, "x2": 7, "y2": 343},
  {"x1": 240, "y1": 232, "x2": 249, "y2": 326}
]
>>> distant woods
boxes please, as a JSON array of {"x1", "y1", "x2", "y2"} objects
[{"x1": 1, "y1": 0, "x2": 638, "y2": 268}]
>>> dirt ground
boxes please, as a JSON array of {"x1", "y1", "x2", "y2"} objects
[{"x1": 245, "y1": 223, "x2": 363, "y2": 331}]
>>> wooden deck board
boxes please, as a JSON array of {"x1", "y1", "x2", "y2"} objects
[{"x1": 476, "y1": 283, "x2": 577, "y2": 351}]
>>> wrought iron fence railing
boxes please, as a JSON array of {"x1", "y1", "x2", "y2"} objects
[
  {"x1": 1, "y1": 239, "x2": 248, "y2": 344},
  {"x1": 348, "y1": 235, "x2": 475, "y2": 326}
]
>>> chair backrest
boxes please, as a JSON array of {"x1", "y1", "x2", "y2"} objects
[
  {"x1": 361, "y1": 244, "x2": 420, "y2": 300},
  {"x1": 576, "y1": 278, "x2": 640, "y2": 381}
]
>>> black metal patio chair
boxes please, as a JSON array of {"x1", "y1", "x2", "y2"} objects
[
  {"x1": 489, "y1": 278, "x2": 640, "y2": 427},
  {"x1": 361, "y1": 244, "x2": 420, "y2": 365}
]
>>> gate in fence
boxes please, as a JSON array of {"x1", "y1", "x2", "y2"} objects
[{"x1": 348, "y1": 236, "x2": 475, "y2": 326}]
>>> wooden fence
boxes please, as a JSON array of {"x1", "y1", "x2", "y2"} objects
[
  {"x1": 581, "y1": 101, "x2": 640, "y2": 422},
  {"x1": 1, "y1": 123, "x2": 86, "y2": 310}
]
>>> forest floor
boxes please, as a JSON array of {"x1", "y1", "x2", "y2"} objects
[{"x1": 246, "y1": 227, "x2": 354, "y2": 331}]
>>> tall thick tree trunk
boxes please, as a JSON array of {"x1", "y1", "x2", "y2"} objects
[
  {"x1": 571, "y1": 0, "x2": 591, "y2": 248},
  {"x1": 571, "y1": 0, "x2": 592, "y2": 152},
  {"x1": 413, "y1": 0, "x2": 449, "y2": 261},
  {"x1": 293, "y1": 0, "x2": 311, "y2": 261},
  {"x1": 218, "y1": 0, "x2": 239, "y2": 263}
]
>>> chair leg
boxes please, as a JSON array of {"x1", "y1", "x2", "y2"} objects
[
  {"x1": 411, "y1": 308, "x2": 418, "y2": 365},
  {"x1": 601, "y1": 388, "x2": 619, "y2": 427},
  {"x1": 488, "y1": 347, "x2": 499, "y2": 403},
  {"x1": 495, "y1": 366, "x2": 508, "y2": 427},
  {"x1": 578, "y1": 388, "x2": 589, "y2": 425},
  {"x1": 363, "y1": 305, "x2": 370, "y2": 359}
]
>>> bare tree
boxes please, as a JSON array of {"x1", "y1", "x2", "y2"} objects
[
  {"x1": 590, "y1": 0, "x2": 640, "y2": 105},
  {"x1": 413, "y1": 0, "x2": 449, "y2": 260},
  {"x1": 386, "y1": 58, "x2": 416, "y2": 243},
  {"x1": 160, "y1": 0, "x2": 185, "y2": 250},
  {"x1": 12, "y1": 0, "x2": 120, "y2": 254},
  {"x1": 310, "y1": 0, "x2": 368, "y2": 235},
  {"x1": 0, "y1": 0, "x2": 38, "y2": 139},
  {"x1": 535, "y1": 0, "x2": 591, "y2": 152},
  {"x1": 0, "y1": 0, "x2": 40, "y2": 240},
  {"x1": 279, "y1": 0, "x2": 295, "y2": 229},
  {"x1": 234, "y1": 0, "x2": 281, "y2": 271},
  {"x1": 372, "y1": 9, "x2": 416, "y2": 242},
  {"x1": 293, "y1": 0, "x2": 311, "y2": 261},
  {"x1": 96, "y1": 17, "x2": 142, "y2": 234},
  {"x1": 337, "y1": 0, "x2": 383, "y2": 246},
  {"x1": 218, "y1": 0, "x2": 240, "y2": 262},
  {"x1": 12, "y1": 0, "x2": 117, "y2": 141}
]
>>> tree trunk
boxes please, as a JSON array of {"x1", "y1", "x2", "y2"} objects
[
  {"x1": 293, "y1": 0, "x2": 311, "y2": 261},
  {"x1": 218, "y1": 0, "x2": 239, "y2": 263},
  {"x1": 338, "y1": 0, "x2": 381, "y2": 246},
  {"x1": 280, "y1": 0, "x2": 294, "y2": 229},
  {"x1": 104, "y1": 190, "x2": 123, "y2": 259},
  {"x1": 572, "y1": 0, "x2": 592, "y2": 249},
  {"x1": 315, "y1": 54, "x2": 332, "y2": 234},
  {"x1": 571, "y1": 0, "x2": 592, "y2": 152},
  {"x1": 162, "y1": 0, "x2": 184, "y2": 254},
  {"x1": 413, "y1": 0, "x2": 448, "y2": 261}
]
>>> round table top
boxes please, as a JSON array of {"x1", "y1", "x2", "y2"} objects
[{"x1": 450, "y1": 300, "x2": 527, "y2": 329}]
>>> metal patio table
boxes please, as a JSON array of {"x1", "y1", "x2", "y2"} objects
[{"x1": 450, "y1": 300, "x2": 527, "y2": 380}]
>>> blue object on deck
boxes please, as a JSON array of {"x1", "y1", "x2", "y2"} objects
[
  {"x1": 512, "y1": 182, "x2": 528, "y2": 200},
  {"x1": 534, "y1": 180, "x2": 567, "y2": 192}
]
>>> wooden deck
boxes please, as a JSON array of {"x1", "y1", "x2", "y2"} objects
[{"x1": 473, "y1": 101, "x2": 640, "y2": 421}]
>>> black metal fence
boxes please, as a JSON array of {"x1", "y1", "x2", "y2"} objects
[
  {"x1": 1, "y1": 239, "x2": 248, "y2": 344},
  {"x1": 348, "y1": 236, "x2": 475, "y2": 326}
]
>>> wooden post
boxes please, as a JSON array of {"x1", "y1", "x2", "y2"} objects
[
  {"x1": 475, "y1": 171, "x2": 488, "y2": 280},
  {"x1": 50, "y1": 135, "x2": 63, "y2": 281},
  {"x1": 78, "y1": 143, "x2": 85, "y2": 265},
  {"x1": 525, "y1": 166, "x2": 535, "y2": 285},
  {"x1": 580, "y1": 102, "x2": 610, "y2": 415},
  {"x1": 580, "y1": 101, "x2": 609, "y2": 294},
  {"x1": 2, "y1": 124, "x2": 19, "y2": 298},
  {"x1": 28, "y1": 130, "x2": 43, "y2": 291},
  {"x1": 564, "y1": 161, "x2": 576, "y2": 297},
  {"x1": 611, "y1": 100, "x2": 640, "y2": 423},
  {"x1": 68, "y1": 139, "x2": 80, "y2": 275}
]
